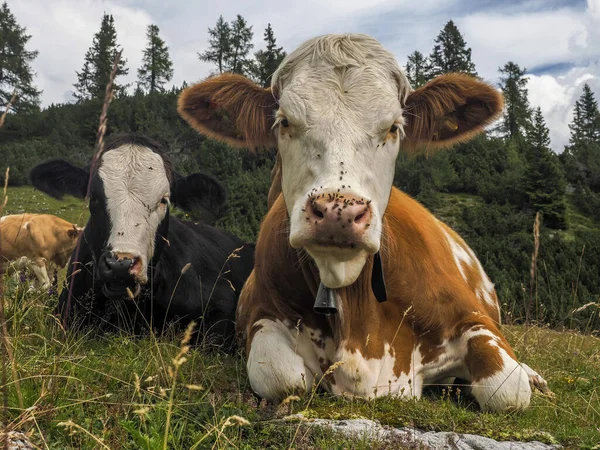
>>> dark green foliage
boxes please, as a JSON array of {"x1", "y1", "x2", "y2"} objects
[
  {"x1": 137, "y1": 24, "x2": 173, "y2": 93},
  {"x1": 73, "y1": 14, "x2": 129, "y2": 101},
  {"x1": 427, "y1": 20, "x2": 477, "y2": 78},
  {"x1": 0, "y1": 1, "x2": 41, "y2": 112},
  {"x1": 198, "y1": 15, "x2": 231, "y2": 74},
  {"x1": 252, "y1": 24, "x2": 286, "y2": 88},
  {"x1": 395, "y1": 149, "x2": 457, "y2": 208},
  {"x1": 0, "y1": 88, "x2": 273, "y2": 240},
  {"x1": 404, "y1": 50, "x2": 429, "y2": 87},
  {"x1": 457, "y1": 202, "x2": 598, "y2": 329},
  {"x1": 498, "y1": 62, "x2": 531, "y2": 140}
]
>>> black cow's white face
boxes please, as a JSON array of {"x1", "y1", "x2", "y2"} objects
[{"x1": 96, "y1": 144, "x2": 171, "y2": 291}]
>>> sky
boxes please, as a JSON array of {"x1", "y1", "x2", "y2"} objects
[{"x1": 9, "y1": 0, "x2": 600, "y2": 152}]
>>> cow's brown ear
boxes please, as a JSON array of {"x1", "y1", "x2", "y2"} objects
[
  {"x1": 402, "y1": 73, "x2": 503, "y2": 152},
  {"x1": 178, "y1": 73, "x2": 278, "y2": 150}
]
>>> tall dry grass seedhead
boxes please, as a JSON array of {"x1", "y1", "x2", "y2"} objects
[
  {"x1": 527, "y1": 212, "x2": 540, "y2": 325},
  {"x1": 0, "y1": 90, "x2": 17, "y2": 129},
  {"x1": 58, "y1": 420, "x2": 110, "y2": 450}
]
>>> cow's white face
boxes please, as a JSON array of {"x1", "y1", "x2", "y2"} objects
[
  {"x1": 276, "y1": 63, "x2": 408, "y2": 287},
  {"x1": 98, "y1": 144, "x2": 171, "y2": 285}
]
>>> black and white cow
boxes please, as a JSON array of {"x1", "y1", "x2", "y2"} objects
[{"x1": 30, "y1": 135, "x2": 254, "y2": 346}]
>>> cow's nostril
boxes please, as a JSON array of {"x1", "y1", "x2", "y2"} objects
[
  {"x1": 354, "y1": 211, "x2": 367, "y2": 223},
  {"x1": 314, "y1": 209, "x2": 324, "y2": 219}
]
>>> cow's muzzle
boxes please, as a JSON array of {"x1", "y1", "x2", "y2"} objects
[
  {"x1": 303, "y1": 193, "x2": 372, "y2": 248},
  {"x1": 97, "y1": 251, "x2": 141, "y2": 299}
]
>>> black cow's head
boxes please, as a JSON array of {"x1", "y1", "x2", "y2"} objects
[{"x1": 30, "y1": 135, "x2": 226, "y2": 299}]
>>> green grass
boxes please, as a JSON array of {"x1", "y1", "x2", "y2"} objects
[
  {"x1": 431, "y1": 193, "x2": 484, "y2": 231},
  {"x1": 2, "y1": 185, "x2": 600, "y2": 449},
  {"x1": 3, "y1": 185, "x2": 89, "y2": 226},
  {"x1": 562, "y1": 193, "x2": 600, "y2": 240},
  {"x1": 2, "y1": 288, "x2": 599, "y2": 449}
]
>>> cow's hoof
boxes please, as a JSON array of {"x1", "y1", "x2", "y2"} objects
[{"x1": 521, "y1": 363, "x2": 553, "y2": 396}]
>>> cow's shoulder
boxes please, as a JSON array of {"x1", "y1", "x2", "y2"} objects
[{"x1": 384, "y1": 188, "x2": 500, "y2": 327}]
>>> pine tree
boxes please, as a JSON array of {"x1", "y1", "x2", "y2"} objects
[
  {"x1": 498, "y1": 62, "x2": 531, "y2": 140},
  {"x1": 73, "y1": 13, "x2": 128, "y2": 101},
  {"x1": 137, "y1": 24, "x2": 173, "y2": 93},
  {"x1": 227, "y1": 15, "x2": 254, "y2": 75},
  {"x1": 0, "y1": 2, "x2": 41, "y2": 112},
  {"x1": 568, "y1": 84, "x2": 600, "y2": 145},
  {"x1": 524, "y1": 107, "x2": 566, "y2": 229},
  {"x1": 428, "y1": 20, "x2": 477, "y2": 78},
  {"x1": 405, "y1": 51, "x2": 429, "y2": 87},
  {"x1": 252, "y1": 24, "x2": 286, "y2": 88},
  {"x1": 198, "y1": 16, "x2": 231, "y2": 74},
  {"x1": 563, "y1": 83, "x2": 600, "y2": 189}
]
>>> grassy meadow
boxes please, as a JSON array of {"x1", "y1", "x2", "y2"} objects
[{"x1": 1, "y1": 186, "x2": 600, "y2": 449}]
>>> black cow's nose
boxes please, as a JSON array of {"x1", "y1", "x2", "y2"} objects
[{"x1": 98, "y1": 251, "x2": 134, "y2": 281}]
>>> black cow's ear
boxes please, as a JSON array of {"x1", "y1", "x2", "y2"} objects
[
  {"x1": 171, "y1": 172, "x2": 227, "y2": 214},
  {"x1": 29, "y1": 160, "x2": 90, "y2": 199}
]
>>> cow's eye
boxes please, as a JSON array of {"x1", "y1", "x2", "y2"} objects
[
  {"x1": 280, "y1": 118, "x2": 289, "y2": 128},
  {"x1": 390, "y1": 123, "x2": 399, "y2": 133},
  {"x1": 160, "y1": 197, "x2": 169, "y2": 205}
]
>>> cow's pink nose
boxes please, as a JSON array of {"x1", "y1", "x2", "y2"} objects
[{"x1": 305, "y1": 194, "x2": 371, "y2": 243}]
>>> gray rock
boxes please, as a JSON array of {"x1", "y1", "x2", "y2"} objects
[
  {"x1": 0, "y1": 431, "x2": 37, "y2": 450},
  {"x1": 302, "y1": 417, "x2": 561, "y2": 450}
]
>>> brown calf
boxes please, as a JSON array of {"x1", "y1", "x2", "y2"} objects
[{"x1": 1, "y1": 214, "x2": 83, "y2": 289}]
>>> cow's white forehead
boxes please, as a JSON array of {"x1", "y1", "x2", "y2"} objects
[
  {"x1": 99, "y1": 144, "x2": 170, "y2": 202},
  {"x1": 272, "y1": 34, "x2": 411, "y2": 116},
  {"x1": 279, "y1": 66, "x2": 404, "y2": 141}
]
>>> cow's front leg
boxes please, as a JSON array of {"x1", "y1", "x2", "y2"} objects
[
  {"x1": 246, "y1": 318, "x2": 318, "y2": 401},
  {"x1": 461, "y1": 326, "x2": 532, "y2": 412},
  {"x1": 29, "y1": 257, "x2": 51, "y2": 290}
]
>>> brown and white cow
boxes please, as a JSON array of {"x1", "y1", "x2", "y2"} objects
[
  {"x1": 178, "y1": 34, "x2": 549, "y2": 411},
  {"x1": 1, "y1": 214, "x2": 83, "y2": 289}
]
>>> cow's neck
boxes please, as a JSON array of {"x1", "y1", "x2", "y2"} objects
[{"x1": 297, "y1": 228, "x2": 390, "y2": 347}]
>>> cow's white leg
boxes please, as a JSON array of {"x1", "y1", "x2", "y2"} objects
[
  {"x1": 29, "y1": 257, "x2": 51, "y2": 290},
  {"x1": 461, "y1": 328, "x2": 532, "y2": 412},
  {"x1": 247, "y1": 318, "x2": 316, "y2": 401}
]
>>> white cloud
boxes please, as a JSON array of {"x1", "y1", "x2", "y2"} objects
[
  {"x1": 460, "y1": 8, "x2": 586, "y2": 82},
  {"x1": 11, "y1": 0, "x2": 151, "y2": 104},
  {"x1": 528, "y1": 63, "x2": 600, "y2": 151}
]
